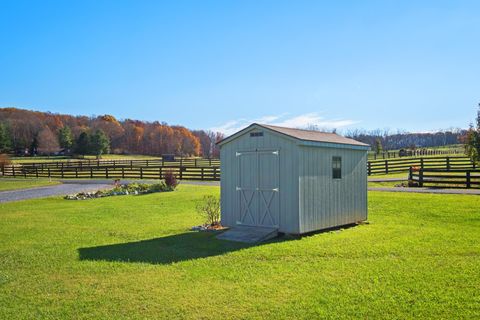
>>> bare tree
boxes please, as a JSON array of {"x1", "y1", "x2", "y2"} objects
[{"x1": 37, "y1": 127, "x2": 60, "y2": 155}]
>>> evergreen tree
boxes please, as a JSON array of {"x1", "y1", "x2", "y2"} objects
[
  {"x1": 464, "y1": 123, "x2": 477, "y2": 162},
  {"x1": 90, "y1": 129, "x2": 110, "y2": 158},
  {"x1": 29, "y1": 135, "x2": 39, "y2": 156},
  {"x1": 74, "y1": 132, "x2": 90, "y2": 156},
  {"x1": 465, "y1": 103, "x2": 480, "y2": 164},
  {"x1": 374, "y1": 138, "x2": 383, "y2": 155},
  {"x1": 0, "y1": 123, "x2": 12, "y2": 153},
  {"x1": 58, "y1": 126, "x2": 73, "y2": 151}
]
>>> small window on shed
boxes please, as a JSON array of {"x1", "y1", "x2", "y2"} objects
[
  {"x1": 250, "y1": 131, "x2": 263, "y2": 137},
  {"x1": 332, "y1": 156, "x2": 342, "y2": 179}
]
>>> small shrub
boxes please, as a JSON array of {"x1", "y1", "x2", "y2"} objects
[
  {"x1": 0, "y1": 154, "x2": 11, "y2": 167},
  {"x1": 196, "y1": 195, "x2": 221, "y2": 226},
  {"x1": 164, "y1": 170, "x2": 179, "y2": 190}
]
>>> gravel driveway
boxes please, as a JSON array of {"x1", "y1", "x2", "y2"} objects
[
  {"x1": 2, "y1": 179, "x2": 478, "y2": 204},
  {"x1": 0, "y1": 179, "x2": 218, "y2": 203},
  {"x1": 0, "y1": 183, "x2": 113, "y2": 203}
]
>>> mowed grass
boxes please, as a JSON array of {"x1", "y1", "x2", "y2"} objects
[
  {"x1": 0, "y1": 178, "x2": 60, "y2": 191},
  {"x1": 11, "y1": 154, "x2": 160, "y2": 163},
  {"x1": 0, "y1": 186, "x2": 479, "y2": 319}
]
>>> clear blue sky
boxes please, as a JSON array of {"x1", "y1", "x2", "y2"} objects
[{"x1": 1, "y1": 0, "x2": 479, "y2": 134}]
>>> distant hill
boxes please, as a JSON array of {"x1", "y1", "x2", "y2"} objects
[{"x1": 0, "y1": 108, "x2": 223, "y2": 157}]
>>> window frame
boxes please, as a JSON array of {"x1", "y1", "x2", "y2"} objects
[{"x1": 332, "y1": 156, "x2": 342, "y2": 179}]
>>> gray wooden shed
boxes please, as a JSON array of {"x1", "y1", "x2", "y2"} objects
[{"x1": 217, "y1": 123, "x2": 370, "y2": 235}]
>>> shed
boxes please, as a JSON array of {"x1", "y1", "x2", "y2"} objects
[{"x1": 217, "y1": 123, "x2": 370, "y2": 235}]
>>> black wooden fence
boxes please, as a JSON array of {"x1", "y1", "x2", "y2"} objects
[
  {"x1": 1, "y1": 155, "x2": 475, "y2": 179},
  {"x1": 409, "y1": 168, "x2": 480, "y2": 189},
  {"x1": 367, "y1": 156, "x2": 475, "y2": 175},
  {"x1": 1, "y1": 164, "x2": 220, "y2": 181},
  {"x1": 368, "y1": 149, "x2": 461, "y2": 160}
]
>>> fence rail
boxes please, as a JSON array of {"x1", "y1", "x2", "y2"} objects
[
  {"x1": 368, "y1": 149, "x2": 462, "y2": 160},
  {"x1": 1, "y1": 155, "x2": 474, "y2": 179},
  {"x1": 367, "y1": 156, "x2": 475, "y2": 175},
  {"x1": 409, "y1": 168, "x2": 480, "y2": 189},
  {"x1": 1, "y1": 165, "x2": 220, "y2": 181}
]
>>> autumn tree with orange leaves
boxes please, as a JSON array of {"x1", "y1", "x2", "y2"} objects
[{"x1": 0, "y1": 108, "x2": 221, "y2": 157}]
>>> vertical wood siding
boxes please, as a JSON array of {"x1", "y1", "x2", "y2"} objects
[
  {"x1": 298, "y1": 146, "x2": 367, "y2": 233},
  {"x1": 220, "y1": 128, "x2": 299, "y2": 233},
  {"x1": 220, "y1": 125, "x2": 368, "y2": 235}
]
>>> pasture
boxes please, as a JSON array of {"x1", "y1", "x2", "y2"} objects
[{"x1": 0, "y1": 185, "x2": 479, "y2": 319}]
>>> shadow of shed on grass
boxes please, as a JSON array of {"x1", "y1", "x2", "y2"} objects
[{"x1": 78, "y1": 232, "x2": 255, "y2": 265}]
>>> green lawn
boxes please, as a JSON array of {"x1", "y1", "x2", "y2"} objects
[
  {"x1": 0, "y1": 178, "x2": 60, "y2": 191},
  {"x1": 368, "y1": 181, "x2": 401, "y2": 188},
  {"x1": 368, "y1": 172, "x2": 409, "y2": 179},
  {"x1": 0, "y1": 186, "x2": 479, "y2": 319},
  {"x1": 11, "y1": 154, "x2": 160, "y2": 163}
]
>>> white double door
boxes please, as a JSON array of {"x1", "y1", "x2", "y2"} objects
[{"x1": 236, "y1": 149, "x2": 280, "y2": 228}]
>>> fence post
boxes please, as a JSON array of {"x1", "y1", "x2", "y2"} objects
[
  {"x1": 446, "y1": 156, "x2": 450, "y2": 170},
  {"x1": 122, "y1": 167, "x2": 125, "y2": 179},
  {"x1": 420, "y1": 158, "x2": 424, "y2": 169},
  {"x1": 90, "y1": 168, "x2": 93, "y2": 179},
  {"x1": 213, "y1": 167, "x2": 217, "y2": 180},
  {"x1": 159, "y1": 167, "x2": 162, "y2": 179},
  {"x1": 385, "y1": 160, "x2": 389, "y2": 174},
  {"x1": 195, "y1": 158, "x2": 198, "y2": 167},
  {"x1": 419, "y1": 169, "x2": 424, "y2": 187},
  {"x1": 201, "y1": 167, "x2": 204, "y2": 180},
  {"x1": 367, "y1": 162, "x2": 371, "y2": 176},
  {"x1": 408, "y1": 167, "x2": 412, "y2": 181},
  {"x1": 75, "y1": 168, "x2": 78, "y2": 178},
  {"x1": 209, "y1": 158, "x2": 212, "y2": 166},
  {"x1": 146, "y1": 160, "x2": 149, "y2": 167},
  {"x1": 48, "y1": 168, "x2": 51, "y2": 178},
  {"x1": 466, "y1": 171, "x2": 471, "y2": 188},
  {"x1": 106, "y1": 167, "x2": 109, "y2": 179},
  {"x1": 140, "y1": 167, "x2": 143, "y2": 179},
  {"x1": 35, "y1": 167, "x2": 38, "y2": 178},
  {"x1": 61, "y1": 167, "x2": 64, "y2": 179},
  {"x1": 180, "y1": 158, "x2": 183, "y2": 167},
  {"x1": 180, "y1": 167, "x2": 183, "y2": 180}
]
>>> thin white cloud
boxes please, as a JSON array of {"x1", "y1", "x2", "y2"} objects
[{"x1": 210, "y1": 112, "x2": 359, "y2": 135}]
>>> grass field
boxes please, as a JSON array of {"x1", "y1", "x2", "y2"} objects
[
  {"x1": 368, "y1": 181, "x2": 401, "y2": 188},
  {"x1": 11, "y1": 154, "x2": 160, "y2": 163},
  {"x1": 0, "y1": 178, "x2": 60, "y2": 191},
  {"x1": 0, "y1": 186, "x2": 479, "y2": 319}
]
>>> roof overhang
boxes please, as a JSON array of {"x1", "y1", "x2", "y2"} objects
[{"x1": 216, "y1": 123, "x2": 370, "y2": 151}]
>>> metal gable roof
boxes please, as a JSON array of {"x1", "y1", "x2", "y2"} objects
[{"x1": 216, "y1": 123, "x2": 370, "y2": 148}]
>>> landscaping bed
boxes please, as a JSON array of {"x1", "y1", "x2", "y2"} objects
[{"x1": 64, "y1": 182, "x2": 174, "y2": 200}]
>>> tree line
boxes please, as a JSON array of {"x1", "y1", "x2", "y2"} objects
[
  {"x1": 0, "y1": 108, "x2": 223, "y2": 158},
  {"x1": 344, "y1": 128, "x2": 465, "y2": 152}
]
